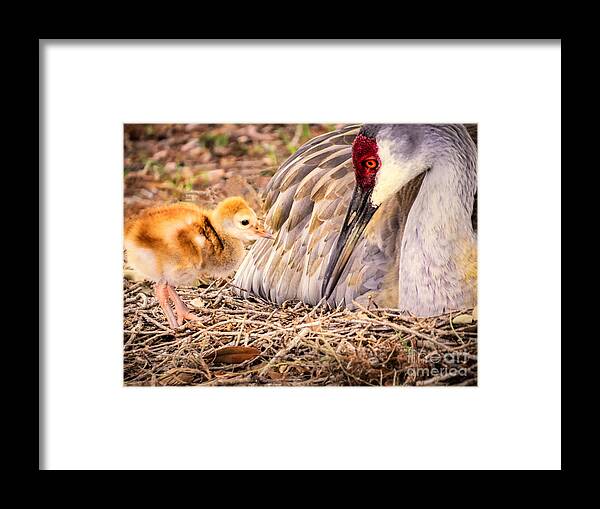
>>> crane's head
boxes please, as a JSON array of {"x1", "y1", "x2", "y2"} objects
[{"x1": 322, "y1": 124, "x2": 434, "y2": 299}]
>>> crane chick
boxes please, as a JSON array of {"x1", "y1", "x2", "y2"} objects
[{"x1": 125, "y1": 197, "x2": 273, "y2": 329}]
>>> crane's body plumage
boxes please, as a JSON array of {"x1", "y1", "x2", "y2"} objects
[{"x1": 234, "y1": 124, "x2": 477, "y2": 316}]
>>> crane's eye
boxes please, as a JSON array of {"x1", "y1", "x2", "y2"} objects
[
  {"x1": 240, "y1": 219, "x2": 249, "y2": 226},
  {"x1": 363, "y1": 158, "x2": 378, "y2": 170}
]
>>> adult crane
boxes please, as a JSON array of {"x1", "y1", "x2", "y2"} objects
[{"x1": 233, "y1": 124, "x2": 477, "y2": 317}]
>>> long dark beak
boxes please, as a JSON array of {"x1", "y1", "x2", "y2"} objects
[{"x1": 322, "y1": 185, "x2": 378, "y2": 299}]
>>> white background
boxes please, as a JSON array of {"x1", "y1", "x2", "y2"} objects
[{"x1": 41, "y1": 41, "x2": 561, "y2": 470}]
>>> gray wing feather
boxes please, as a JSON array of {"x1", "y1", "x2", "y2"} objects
[{"x1": 234, "y1": 124, "x2": 403, "y2": 308}]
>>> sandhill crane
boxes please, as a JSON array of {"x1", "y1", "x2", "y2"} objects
[
  {"x1": 125, "y1": 197, "x2": 272, "y2": 328},
  {"x1": 233, "y1": 124, "x2": 477, "y2": 317}
]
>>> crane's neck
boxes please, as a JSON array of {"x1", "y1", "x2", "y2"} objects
[{"x1": 398, "y1": 151, "x2": 477, "y2": 316}]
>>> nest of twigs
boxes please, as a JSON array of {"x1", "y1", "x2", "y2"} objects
[{"x1": 123, "y1": 277, "x2": 478, "y2": 387}]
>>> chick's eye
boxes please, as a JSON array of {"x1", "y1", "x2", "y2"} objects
[
  {"x1": 241, "y1": 219, "x2": 249, "y2": 226},
  {"x1": 363, "y1": 158, "x2": 378, "y2": 170}
]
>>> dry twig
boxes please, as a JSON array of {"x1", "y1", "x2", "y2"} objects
[{"x1": 123, "y1": 278, "x2": 477, "y2": 387}]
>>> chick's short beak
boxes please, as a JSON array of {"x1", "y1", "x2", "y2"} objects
[{"x1": 252, "y1": 224, "x2": 274, "y2": 240}]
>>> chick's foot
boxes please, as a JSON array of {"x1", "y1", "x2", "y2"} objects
[
  {"x1": 167, "y1": 285, "x2": 202, "y2": 326},
  {"x1": 155, "y1": 281, "x2": 179, "y2": 329}
]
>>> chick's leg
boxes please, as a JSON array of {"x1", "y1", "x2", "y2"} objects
[
  {"x1": 155, "y1": 280, "x2": 178, "y2": 329},
  {"x1": 167, "y1": 285, "x2": 201, "y2": 326}
]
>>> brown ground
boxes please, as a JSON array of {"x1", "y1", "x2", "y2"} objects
[
  {"x1": 124, "y1": 123, "x2": 339, "y2": 219},
  {"x1": 123, "y1": 124, "x2": 478, "y2": 386}
]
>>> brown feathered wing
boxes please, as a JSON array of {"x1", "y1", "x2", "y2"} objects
[{"x1": 233, "y1": 125, "x2": 414, "y2": 308}]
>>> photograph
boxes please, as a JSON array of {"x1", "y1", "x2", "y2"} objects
[
  {"x1": 42, "y1": 39, "x2": 561, "y2": 470},
  {"x1": 123, "y1": 123, "x2": 478, "y2": 386}
]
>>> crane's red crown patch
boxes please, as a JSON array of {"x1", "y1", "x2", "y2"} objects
[{"x1": 352, "y1": 133, "x2": 380, "y2": 189}]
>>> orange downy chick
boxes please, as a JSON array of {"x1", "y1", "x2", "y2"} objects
[{"x1": 124, "y1": 197, "x2": 273, "y2": 329}]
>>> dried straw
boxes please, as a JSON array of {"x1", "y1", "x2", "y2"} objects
[{"x1": 123, "y1": 278, "x2": 477, "y2": 387}]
